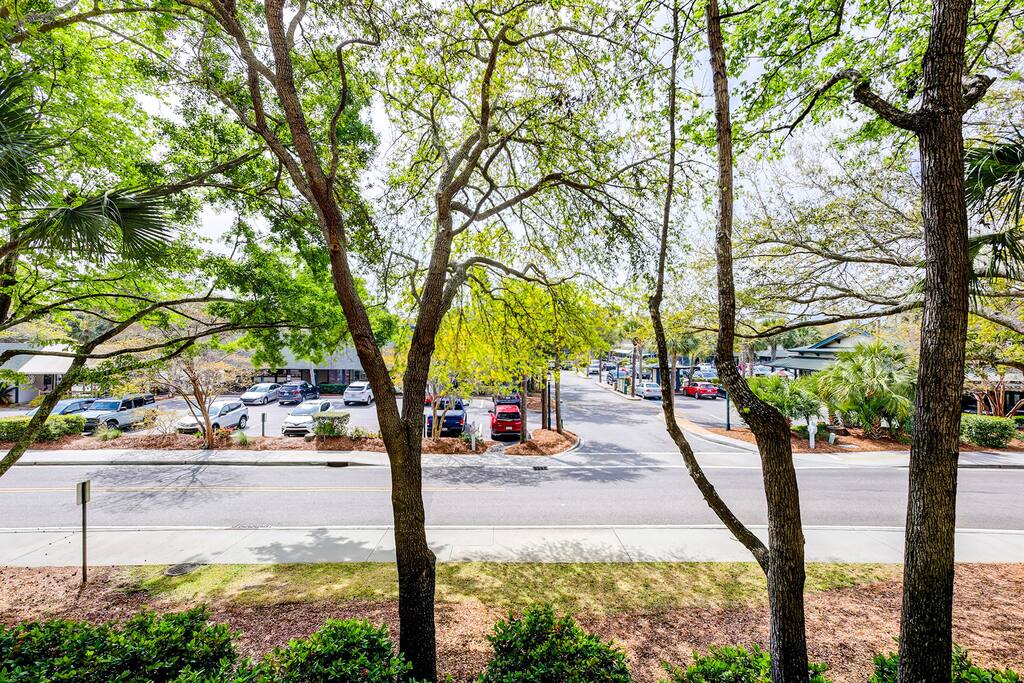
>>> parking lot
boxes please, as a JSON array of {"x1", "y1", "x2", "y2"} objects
[{"x1": 133, "y1": 394, "x2": 501, "y2": 439}]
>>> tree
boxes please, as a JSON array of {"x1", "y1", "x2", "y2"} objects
[
  {"x1": 816, "y1": 342, "x2": 917, "y2": 438},
  {"x1": 148, "y1": 347, "x2": 248, "y2": 449},
  {"x1": 747, "y1": 376, "x2": 822, "y2": 427},
  {"x1": 163, "y1": 1, "x2": 637, "y2": 676}
]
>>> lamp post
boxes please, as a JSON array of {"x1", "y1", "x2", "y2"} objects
[{"x1": 725, "y1": 392, "x2": 731, "y2": 431}]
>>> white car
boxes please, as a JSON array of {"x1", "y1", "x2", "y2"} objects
[
  {"x1": 176, "y1": 400, "x2": 248, "y2": 433},
  {"x1": 343, "y1": 381, "x2": 374, "y2": 406},
  {"x1": 636, "y1": 382, "x2": 662, "y2": 399},
  {"x1": 752, "y1": 366, "x2": 772, "y2": 377},
  {"x1": 282, "y1": 399, "x2": 333, "y2": 436},
  {"x1": 240, "y1": 383, "x2": 280, "y2": 405}
]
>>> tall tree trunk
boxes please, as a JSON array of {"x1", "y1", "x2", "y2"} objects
[
  {"x1": 0, "y1": 251, "x2": 18, "y2": 324},
  {"x1": 630, "y1": 340, "x2": 638, "y2": 396},
  {"x1": 899, "y1": 0, "x2": 974, "y2": 678},
  {"x1": 541, "y1": 376, "x2": 549, "y2": 430},
  {"x1": 706, "y1": 1, "x2": 809, "y2": 679}
]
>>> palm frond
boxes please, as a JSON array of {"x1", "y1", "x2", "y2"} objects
[
  {"x1": 965, "y1": 127, "x2": 1024, "y2": 229},
  {"x1": 0, "y1": 71, "x2": 47, "y2": 204},
  {"x1": 20, "y1": 190, "x2": 173, "y2": 261}
]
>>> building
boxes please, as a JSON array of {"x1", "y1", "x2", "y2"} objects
[
  {"x1": 762, "y1": 330, "x2": 876, "y2": 377},
  {"x1": 0, "y1": 343, "x2": 74, "y2": 405},
  {"x1": 253, "y1": 346, "x2": 367, "y2": 386}
]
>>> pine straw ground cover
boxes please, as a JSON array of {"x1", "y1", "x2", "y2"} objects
[
  {"x1": 705, "y1": 426, "x2": 1024, "y2": 453},
  {"x1": 2, "y1": 562, "x2": 1022, "y2": 682}
]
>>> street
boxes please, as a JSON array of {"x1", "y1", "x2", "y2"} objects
[{"x1": 2, "y1": 373, "x2": 1023, "y2": 563}]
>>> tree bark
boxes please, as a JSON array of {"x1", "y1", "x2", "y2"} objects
[
  {"x1": 898, "y1": 0, "x2": 973, "y2": 678},
  {"x1": 706, "y1": 0, "x2": 809, "y2": 679}
]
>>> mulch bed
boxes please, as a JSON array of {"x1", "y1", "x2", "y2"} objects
[
  {"x1": 505, "y1": 429, "x2": 578, "y2": 455},
  {"x1": 1, "y1": 564, "x2": 1021, "y2": 682},
  {"x1": 3, "y1": 435, "x2": 492, "y2": 454},
  {"x1": 705, "y1": 426, "x2": 1024, "y2": 454}
]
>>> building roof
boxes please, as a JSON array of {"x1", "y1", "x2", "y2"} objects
[
  {"x1": 272, "y1": 345, "x2": 365, "y2": 371},
  {"x1": 0, "y1": 343, "x2": 74, "y2": 375},
  {"x1": 765, "y1": 356, "x2": 836, "y2": 372}
]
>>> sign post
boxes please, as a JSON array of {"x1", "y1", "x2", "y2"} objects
[
  {"x1": 76, "y1": 480, "x2": 91, "y2": 585},
  {"x1": 725, "y1": 393, "x2": 731, "y2": 431}
]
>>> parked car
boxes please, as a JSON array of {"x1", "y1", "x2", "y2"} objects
[
  {"x1": 27, "y1": 398, "x2": 94, "y2": 417},
  {"x1": 773, "y1": 369, "x2": 795, "y2": 379},
  {"x1": 684, "y1": 382, "x2": 719, "y2": 399},
  {"x1": 636, "y1": 382, "x2": 662, "y2": 399},
  {"x1": 82, "y1": 394, "x2": 155, "y2": 432},
  {"x1": 425, "y1": 397, "x2": 467, "y2": 436},
  {"x1": 278, "y1": 381, "x2": 319, "y2": 405},
  {"x1": 281, "y1": 399, "x2": 333, "y2": 436},
  {"x1": 604, "y1": 369, "x2": 629, "y2": 385},
  {"x1": 240, "y1": 383, "x2": 280, "y2": 405},
  {"x1": 343, "y1": 381, "x2": 374, "y2": 406},
  {"x1": 587, "y1": 361, "x2": 601, "y2": 375},
  {"x1": 493, "y1": 392, "x2": 521, "y2": 406},
  {"x1": 176, "y1": 400, "x2": 248, "y2": 433},
  {"x1": 489, "y1": 403, "x2": 522, "y2": 439},
  {"x1": 752, "y1": 365, "x2": 772, "y2": 377}
]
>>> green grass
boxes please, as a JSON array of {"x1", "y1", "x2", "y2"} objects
[{"x1": 127, "y1": 562, "x2": 900, "y2": 615}]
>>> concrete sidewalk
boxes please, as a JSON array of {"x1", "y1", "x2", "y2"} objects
[
  {"x1": 12, "y1": 445, "x2": 1024, "y2": 470},
  {"x1": 3, "y1": 524, "x2": 1023, "y2": 565}
]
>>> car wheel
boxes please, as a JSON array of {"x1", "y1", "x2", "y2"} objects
[
  {"x1": 344, "y1": 401, "x2": 351, "y2": 406},
  {"x1": 238, "y1": 415, "x2": 248, "y2": 428},
  {"x1": 261, "y1": 397, "x2": 267, "y2": 405},
  {"x1": 105, "y1": 419, "x2": 119, "y2": 430}
]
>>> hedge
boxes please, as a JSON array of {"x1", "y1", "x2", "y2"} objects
[
  {"x1": 478, "y1": 605, "x2": 631, "y2": 682},
  {"x1": 0, "y1": 414, "x2": 86, "y2": 442},
  {"x1": 316, "y1": 383, "x2": 348, "y2": 395},
  {"x1": 663, "y1": 644, "x2": 831, "y2": 682},
  {"x1": 870, "y1": 645, "x2": 1020, "y2": 683},
  {"x1": 960, "y1": 414, "x2": 1018, "y2": 448},
  {"x1": 313, "y1": 410, "x2": 351, "y2": 437},
  {"x1": 0, "y1": 608, "x2": 235, "y2": 682}
]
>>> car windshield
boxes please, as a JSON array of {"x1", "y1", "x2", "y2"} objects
[
  {"x1": 90, "y1": 400, "x2": 121, "y2": 411},
  {"x1": 291, "y1": 404, "x2": 320, "y2": 416},
  {"x1": 247, "y1": 384, "x2": 272, "y2": 392}
]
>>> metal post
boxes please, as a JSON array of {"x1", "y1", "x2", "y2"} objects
[
  {"x1": 725, "y1": 393, "x2": 731, "y2": 431},
  {"x1": 261, "y1": 412, "x2": 266, "y2": 437},
  {"x1": 76, "y1": 480, "x2": 90, "y2": 585}
]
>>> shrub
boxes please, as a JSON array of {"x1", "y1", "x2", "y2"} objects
[
  {"x1": 235, "y1": 431, "x2": 249, "y2": 446},
  {"x1": 960, "y1": 414, "x2": 1018, "y2": 448},
  {"x1": 816, "y1": 341, "x2": 915, "y2": 438},
  {"x1": 870, "y1": 645, "x2": 1020, "y2": 683},
  {"x1": 0, "y1": 414, "x2": 86, "y2": 442},
  {"x1": 662, "y1": 644, "x2": 831, "y2": 682},
  {"x1": 0, "y1": 607, "x2": 236, "y2": 682},
  {"x1": 313, "y1": 410, "x2": 351, "y2": 437},
  {"x1": 316, "y1": 383, "x2": 349, "y2": 395},
  {"x1": 95, "y1": 426, "x2": 122, "y2": 441},
  {"x1": 747, "y1": 376, "x2": 821, "y2": 425},
  {"x1": 478, "y1": 605, "x2": 632, "y2": 682},
  {"x1": 240, "y1": 619, "x2": 413, "y2": 682}
]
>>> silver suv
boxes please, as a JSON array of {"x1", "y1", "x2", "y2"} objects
[{"x1": 82, "y1": 394, "x2": 155, "y2": 432}]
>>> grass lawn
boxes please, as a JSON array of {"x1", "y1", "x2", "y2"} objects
[{"x1": 128, "y1": 562, "x2": 901, "y2": 614}]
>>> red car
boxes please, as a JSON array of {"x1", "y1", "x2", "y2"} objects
[
  {"x1": 684, "y1": 381, "x2": 719, "y2": 399},
  {"x1": 490, "y1": 403, "x2": 523, "y2": 439}
]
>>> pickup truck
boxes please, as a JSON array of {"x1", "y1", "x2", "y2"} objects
[{"x1": 425, "y1": 397, "x2": 467, "y2": 436}]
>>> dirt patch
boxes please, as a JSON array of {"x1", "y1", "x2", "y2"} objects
[
  {"x1": 705, "y1": 427, "x2": 1024, "y2": 454},
  {"x1": 1, "y1": 564, "x2": 1021, "y2": 682},
  {"x1": 505, "y1": 429, "x2": 577, "y2": 455}
]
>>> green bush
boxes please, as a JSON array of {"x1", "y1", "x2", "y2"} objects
[
  {"x1": 816, "y1": 341, "x2": 915, "y2": 438},
  {"x1": 313, "y1": 410, "x2": 351, "y2": 437},
  {"x1": 870, "y1": 645, "x2": 1020, "y2": 683},
  {"x1": 0, "y1": 607, "x2": 236, "y2": 682},
  {"x1": 95, "y1": 426, "x2": 122, "y2": 441},
  {"x1": 478, "y1": 605, "x2": 631, "y2": 682},
  {"x1": 316, "y1": 383, "x2": 348, "y2": 395},
  {"x1": 960, "y1": 414, "x2": 1018, "y2": 448},
  {"x1": 747, "y1": 376, "x2": 821, "y2": 425},
  {"x1": 0, "y1": 414, "x2": 86, "y2": 442},
  {"x1": 240, "y1": 619, "x2": 413, "y2": 682},
  {"x1": 662, "y1": 644, "x2": 831, "y2": 682}
]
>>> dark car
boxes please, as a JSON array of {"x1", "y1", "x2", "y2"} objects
[
  {"x1": 27, "y1": 398, "x2": 95, "y2": 417},
  {"x1": 278, "y1": 381, "x2": 319, "y2": 405},
  {"x1": 425, "y1": 397, "x2": 467, "y2": 436}
]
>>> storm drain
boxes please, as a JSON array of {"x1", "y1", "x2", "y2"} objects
[
  {"x1": 532, "y1": 465, "x2": 548, "y2": 471},
  {"x1": 164, "y1": 562, "x2": 203, "y2": 577}
]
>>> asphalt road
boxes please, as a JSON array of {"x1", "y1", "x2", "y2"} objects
[{"x1": 1, "y1": 373, "x2": 1022, "y2": 532}]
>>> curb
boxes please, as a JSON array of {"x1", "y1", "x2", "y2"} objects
[
  {"x1": 592, "y1": 378, "x2": 643, "y2": 401},
  {"x1": 675, "y1": 415, "x2": 758, "y2": 453}
]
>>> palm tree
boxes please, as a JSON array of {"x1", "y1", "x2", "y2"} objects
[
  {"x1": 0, "y1": 72, "x2": 172, "y2": 320},
  {"x1": 817, "y1": 341, "x2": 916, "y2": 439},
  {"x1": 964, "y1": 129, "x2": 1024, "y2": 282}
]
